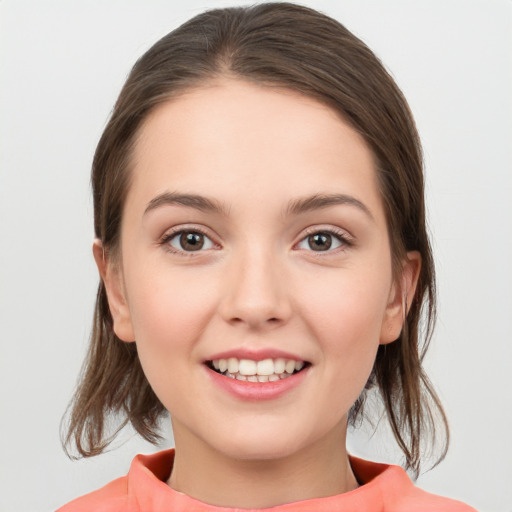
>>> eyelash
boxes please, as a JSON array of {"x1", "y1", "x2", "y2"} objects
[
  {"x1": 159, "y1": 226, "x2": 353, "y2": 256},
  {"x1": 160, "y1": 226, "x2": 217, "y2": 257},
  {"x1": 296, "y1": 227, "x2": 353, "y2": 254}
]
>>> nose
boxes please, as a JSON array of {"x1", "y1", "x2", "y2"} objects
[{"x1": 219, "y1": 247, "x2": 292, "y2": 330}]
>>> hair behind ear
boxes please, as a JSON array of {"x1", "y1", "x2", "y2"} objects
[
  {"x1": 350, "y1": 248, "x2": 448, "y2": 478},
  {"x1": 62, "y1": 283, "x2": 165, "y2": 458}
]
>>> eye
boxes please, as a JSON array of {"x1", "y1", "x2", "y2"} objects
[
  {"x1": 297, "y1": 230, "x2": 348, "y2": 252},
  {"x1": 165, "y1": 230, "x2": 215, "y2": 253}
]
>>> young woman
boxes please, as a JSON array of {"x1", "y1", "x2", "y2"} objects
[{"x1": 58, "y1": 3, "x2": 476, "y2": 510}]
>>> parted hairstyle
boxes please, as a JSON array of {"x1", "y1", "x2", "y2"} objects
[{"x1": 63, "y1": 2, "x2": 449, "y2": 477}]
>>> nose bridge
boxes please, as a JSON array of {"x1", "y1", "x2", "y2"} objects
[{"x1": 221, "y1": 241, "x2": 291, "y2": 328}]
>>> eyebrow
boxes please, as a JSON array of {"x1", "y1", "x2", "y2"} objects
[
  {"x1": 144, "y1": 191, "x2": 373, "y2": 221},
  {"x1": 144, "y1": 191, "x2": 230, "y2": 216},
  {"x1": 285, "y1": 193, "x2": 374, "y2": 220}
]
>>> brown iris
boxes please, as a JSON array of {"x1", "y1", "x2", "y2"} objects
[
  {"x1": 308, "y1": 233, "x2": 332, "y2": 251},
  {"x1": 180, "y1": 232, "x2": 204, "y2": 251}
]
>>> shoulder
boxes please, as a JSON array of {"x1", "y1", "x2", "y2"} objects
[
  {"x1": 55, "y1": 475, "x2": 138, "y2": 512},
  {"x1": 350, "y1": 456, "x2": 477, "y2": 512},
  {"x1": 55, "y1": 450, "x2": 174, "y2": 512},
  {"x1": 395, "y1": 484, "x2": 478, "y2": 511}
]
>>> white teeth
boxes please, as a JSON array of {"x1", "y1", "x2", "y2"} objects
[
  {"x1": 256, "y1": 358, "x2": 274, "y2": 376},
  {"x1": 274, "y1": 358, "x2": 286, "y2": 373},
  {"x1": 227, "y1": 357, "x2": 239, "y2": 374},
  {"x1": 239, "y1": 359, "x2": 257, "y2": 375},
  {"x1": 285, "y1": 360, "x2": 296, "y2": 374},
  {"x1": 211, "y1": 356, "x2": 307, "y2": 382}
]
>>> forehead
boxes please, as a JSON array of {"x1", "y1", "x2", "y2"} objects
[{"x1": 128, "y1": 78, "x2": 383, "y2": 222}]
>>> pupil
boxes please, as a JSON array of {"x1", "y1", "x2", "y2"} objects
[
  {"x1": 309, "y1": 233, "x2": 331, "y2": 251},
  {"x1": 180, "y1": 232, "x2": 204, "y2": 251}
]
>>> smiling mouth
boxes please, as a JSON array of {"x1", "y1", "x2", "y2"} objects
[{"x1": 206, "y1": 357, "x2": 310, "y2": 382}]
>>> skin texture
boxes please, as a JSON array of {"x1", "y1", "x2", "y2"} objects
[{"x1": 94, "y1": 78, "x2": 420, "y2": 508}]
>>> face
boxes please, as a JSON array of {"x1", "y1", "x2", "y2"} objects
[{"x1": 98, "y1": 78, "x2": 418, "y2": 462}]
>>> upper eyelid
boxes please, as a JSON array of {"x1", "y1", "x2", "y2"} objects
[
  {"x1": 298, "y1": 225, "x2": 353, "y2": 241},
  {"x1": 161, "y1": 224, "x2": 216, "y2": 240}
]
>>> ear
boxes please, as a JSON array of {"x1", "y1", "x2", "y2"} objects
[
  {"x1": 93, "y1": 239, "x2": 135, "y2": 342},
  {"x1": 380, "y1": 251, "x2": 421, "y2": 345}
]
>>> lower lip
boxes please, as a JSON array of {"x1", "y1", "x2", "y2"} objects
[{"x1": 205, "y1": 366, "x2": 309, "y2": 400}]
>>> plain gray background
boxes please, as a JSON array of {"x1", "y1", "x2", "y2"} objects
[{"x1": 1, "y1": 1, "x2": 511, "y2": 511}]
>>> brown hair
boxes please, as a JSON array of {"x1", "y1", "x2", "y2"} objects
[{"x1": 63, "y1": 2, "x2": 448, "y2": 477}]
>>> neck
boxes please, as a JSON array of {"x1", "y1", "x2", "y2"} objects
[{"x1": 167, "y1": 421, "x2": 359, "y2": 509}]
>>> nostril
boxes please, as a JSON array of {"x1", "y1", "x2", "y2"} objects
[{"x1": 229, "y1": 316, "x2": 280, "y2": 325}]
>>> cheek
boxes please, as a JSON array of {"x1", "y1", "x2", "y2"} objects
[
  {"x1": 299, "y1": 274, "x2": 390, "y2": 420},
  {"x1": 123, "y1": 263, "x2": 218, "y2": 379},
  {"x1": 302, "y1": 267, "x2": 390, "y2": 334},
  {"x1": 298, "y1": 265, "x2": 391, "y2": 377}
]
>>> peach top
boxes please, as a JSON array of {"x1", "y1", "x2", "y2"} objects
[{"x1": 57, "y1": 449, "x2": 476, "y2": 511}]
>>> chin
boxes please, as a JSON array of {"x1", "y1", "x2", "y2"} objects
[{"x1": 208, "y1": 423, "x2": 313, "y2": 462}]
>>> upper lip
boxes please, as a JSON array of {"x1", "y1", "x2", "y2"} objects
[{"x1": 206, "y1": 348, "x2": 307, "y2": 363}]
